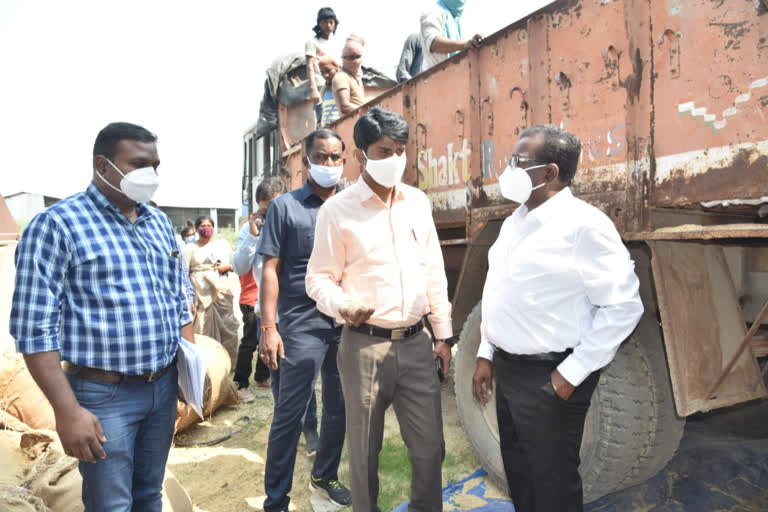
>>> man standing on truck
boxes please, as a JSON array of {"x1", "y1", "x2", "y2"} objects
[
  {"x1": 306, "y1": 7, "x2": 342, "y2": 106},
  {"x1": 420, "y1": 0, "x2": 483, "y2": 72},
  {"x1": 258, "y1": 128, "x2": 351, "y2": 511},
  {"x1": 10, "y1": 122, "x2": 194, "y2": 511},
  {"x1": 306, "y1": 107, "x2": 454, "y2": 512},
  {"x1": 332, "y1": 35, "x2": 366, "y2": 115},
  {"x1": 471, "y1": 125, "x2": 644, "y2": 512},
  {"x1": 317, "y1": 55, "x2": 341, "y2": 127}
]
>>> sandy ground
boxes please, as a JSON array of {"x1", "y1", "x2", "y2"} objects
[{"x1": 168, "y1": 372, "x2": 490, "y2": 512}]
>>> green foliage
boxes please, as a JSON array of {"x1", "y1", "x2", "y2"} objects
[
  {"x1": 377, "y1": 437, "x2": 413, "y2": 511},
  {"x1": 375, "y1": 434, "x2": 466, "y2": 510},
  {"x1": 216, "y1": 227, "x2": 238, "y2": 249}
]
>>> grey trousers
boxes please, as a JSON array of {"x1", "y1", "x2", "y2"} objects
[{"x1": 337, "y1": 327, "x2": 444, "y2": 512}]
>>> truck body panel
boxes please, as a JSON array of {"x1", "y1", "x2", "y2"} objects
[{"x1": 244, "y1": 0, "x2": 768, "y2": 416}]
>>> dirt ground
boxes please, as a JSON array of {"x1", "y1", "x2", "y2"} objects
[{"x1": 168, "y1": 371, "x2": 494, "y2": 512}]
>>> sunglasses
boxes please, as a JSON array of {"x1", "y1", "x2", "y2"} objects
[{"x1": 342, "y1": 54, "x2": 362, "y2": 60}]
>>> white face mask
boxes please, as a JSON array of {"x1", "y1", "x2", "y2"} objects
[
  {"x1": 308, "y1": 158, "x2": 343, "y2": 188},
  {"x1": 364, "y1": 151, "x2": 407, "y2": 188},
  {"x1": 498, "y1": 164, "x2": 547, "y2": 204},
  {"x1": 98, "y1": 159, "x2": 159, "y2": 203}
]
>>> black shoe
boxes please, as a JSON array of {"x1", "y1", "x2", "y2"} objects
[
  {"x1": 304, "y1": 429, "x2": 320, "y2": 457},
  {"x1": 309, "y1": 475, "x2": 352, "y2": 506}
]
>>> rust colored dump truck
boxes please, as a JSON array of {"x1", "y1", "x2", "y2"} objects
[{"x1": 243, "y1": 0, "x2": 768, "y2": 501}]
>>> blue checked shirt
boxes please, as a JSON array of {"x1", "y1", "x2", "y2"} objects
[{"x1": 10, "y1": 184, "x2": 194, "y2": 374}]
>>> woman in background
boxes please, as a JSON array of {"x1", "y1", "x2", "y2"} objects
[{"x1": 183, "y1": 215, "x2": 240, "y2": 365}]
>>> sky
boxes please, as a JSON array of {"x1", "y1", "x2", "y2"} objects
[{"x1": 0, "y1": 0, "x2": 550, "y2": 210}]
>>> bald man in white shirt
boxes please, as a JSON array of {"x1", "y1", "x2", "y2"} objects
[{"x1": 472, "y1": 125, "x2": 643, "y2": 512}]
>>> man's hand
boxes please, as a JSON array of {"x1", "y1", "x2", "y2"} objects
[
  {"x1": 338, "y1": 300, "x2": 375, "y2": 327},
  {"x1": 55, "y1": 406, "x2": 107, "y2": 463},
  {"x1": 433, "y1": 340, "x2": 452, "y2": 376},
  {"x1": 551, "y1": 368, "x2": 575, "y2": 400},
  {"x1": 472, "y1": 358, "x2": 494, "y2": 406},
  {"x1": 260, "y1": 327, "x2": 285, "y2": 370},
  {"x1": 310, "y1": 88, "x2": 322, "y2": 104},
  {"x1": 248, "y1": 212, "x2": 265, "y2": 237},
  {"x1": 465, "y1": 33, "x2": 484, "y2": 49}
]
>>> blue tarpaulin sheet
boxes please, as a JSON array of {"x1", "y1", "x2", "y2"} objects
[{"x1": 393, "y1": 400, "x2": 768, "y2": 511}]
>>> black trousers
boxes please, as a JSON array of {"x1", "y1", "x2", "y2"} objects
[
  {"x1": 233, "y1": 303, "x2": 271, "y2": 388},
  {"x1": 495, "y1": 355, "x2": 600, "y2": 512}
]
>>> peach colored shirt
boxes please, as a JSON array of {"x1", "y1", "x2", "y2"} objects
[{"x1": 306, "y1": 176, "x2": 453, "y2": 339}]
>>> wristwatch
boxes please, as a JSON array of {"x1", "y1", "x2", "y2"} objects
[{"x1": 437, "y1": 336, "x2": 458, "y2": 347}]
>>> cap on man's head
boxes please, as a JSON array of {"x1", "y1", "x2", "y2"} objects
[
  {"x1": 313, "y1": 7, "x2": 339, "y2": 35},
  {"x1": 317, "y1": 7, "x2": 338, "y2": 24}
]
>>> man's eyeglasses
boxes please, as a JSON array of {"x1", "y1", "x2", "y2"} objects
[
  {"x1": 509, "y1": 155, "x2": 547, "y2": 168},
  {"x1": 342, "y1": 54, "x2": 362, "y2": 61}
]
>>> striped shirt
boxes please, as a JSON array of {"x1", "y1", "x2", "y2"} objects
[{"x1": 10, "y1": 183, "x2": 193, "y2": 374}]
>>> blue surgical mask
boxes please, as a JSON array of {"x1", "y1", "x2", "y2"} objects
[{"x1": 183, "y1": 236, "x2": 196, "y2": 244}]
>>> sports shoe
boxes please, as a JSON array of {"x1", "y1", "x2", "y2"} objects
[
  {"x1": 255, "y1": 378, "x2": 272, "y2": 388},
  {"x1": 309, "y1": 475, "x2": 352, "y2": 506},
  {"x1": 237, "y1": 387, "x2": 255, "y2": 403},
  {"x1": 304, "y1": 428, "x2": 320, "y2": 457}
]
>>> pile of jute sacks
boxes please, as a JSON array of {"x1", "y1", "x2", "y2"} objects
[{"x1": 0, "y1": 335, "x2": 238, "y2": 511}]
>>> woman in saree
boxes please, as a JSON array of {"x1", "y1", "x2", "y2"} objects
[{"x1": 183, "y1": 215, "x2": 240, "y2": 366}]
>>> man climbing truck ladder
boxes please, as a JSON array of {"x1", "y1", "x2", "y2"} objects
[{"x1": 243, "y1": 0, "x2": 768, "y2": 502}]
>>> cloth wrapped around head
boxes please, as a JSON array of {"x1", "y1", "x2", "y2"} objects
[
  {"x1": 342, "y1": 34, "x2": 365, "y2": 58},
  {"x1": 318, "y1": 54, "x2": 340, "y2": 70},
  {"x1": 438, "y1": 0, "x2": 466, "y2": 18}
]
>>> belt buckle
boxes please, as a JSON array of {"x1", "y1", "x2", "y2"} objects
[{"x1": 391, "y1": 328, "x2": 405, "y2": 341}]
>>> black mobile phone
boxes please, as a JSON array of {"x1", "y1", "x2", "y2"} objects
[{"x1": 434, "y1": 357, "x2": 444, "y2": 383}]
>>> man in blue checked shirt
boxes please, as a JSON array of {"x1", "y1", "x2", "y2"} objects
[{"x1": 10, "y1": 122, "x2": 195, "y2": 512}]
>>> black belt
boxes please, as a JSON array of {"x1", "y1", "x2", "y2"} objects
[
  {"x1": 495, "y1": 348, "x2": 573, "y2": 363},
  {"x1": 63, "y1": 357, "x2": 176, "y2": 384},
  {"x1": 347, "y1": 319, "x2": 425, "y2": 340}
]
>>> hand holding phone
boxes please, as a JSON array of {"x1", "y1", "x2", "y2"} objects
[{"x1": 434, "y1": 357, "x2": 444, "y2": 383}]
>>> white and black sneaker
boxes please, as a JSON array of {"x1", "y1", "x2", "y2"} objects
[{"x1": 309, "y1": 475, "x2": 352, "y2": 507}]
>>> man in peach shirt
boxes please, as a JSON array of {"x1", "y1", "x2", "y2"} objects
[{"x1": 306, "y1": 107, "x2": 453, "y2": 512}]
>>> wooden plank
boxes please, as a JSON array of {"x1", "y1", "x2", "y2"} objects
[{"x1": 648, "y1": 240, "x2": 767, "y2": 416}]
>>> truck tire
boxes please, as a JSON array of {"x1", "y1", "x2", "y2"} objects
[{"x1": 454, "y1": 303, "x2": 685, "y2": 503}]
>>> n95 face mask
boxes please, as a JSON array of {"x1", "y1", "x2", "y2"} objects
[
  {"x1": 498, "y1": 164, "x2": 546, "y2": 204},
  {"x1": 364, "y1": 151, "x2": 407, "y2": 188}
]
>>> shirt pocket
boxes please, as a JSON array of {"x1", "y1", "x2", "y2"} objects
[
  {"x1": 295, "y1": 225, "x2": 315, "y2": 258},
  {"x1": 407, "y1": 225, "x2": 430, "y2": 269}
]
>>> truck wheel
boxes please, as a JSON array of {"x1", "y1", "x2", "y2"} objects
[{"x1": 454, "y1": 303, "x2": 685, "y2": 502}]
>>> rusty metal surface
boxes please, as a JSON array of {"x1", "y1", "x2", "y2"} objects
[
  {"x1": 651, "y1": 0, "x2": 768, "y2": 207},
  {"x1": 708, "y1": 297, "x2": 768, "y2": 399},
  {"x1": 262, "y1": 0, "x2": 768, "y2": 239},
  {"x1": 624, "y1": 223, "x2": 768, "y2": 241},
  {"x1": 648, "y1": 240, "x2": 767, "y2": 416}
]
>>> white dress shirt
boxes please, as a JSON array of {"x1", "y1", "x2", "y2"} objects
[{"x1": 477, "y1": 187, "x2": 643, "y2": 386}]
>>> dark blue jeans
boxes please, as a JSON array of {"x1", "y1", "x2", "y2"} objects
[
  {"x1": 66, "y1": 365, "x2": 178, "y2": 512},
  {"x1": 263, "y1": 328, "x2": 345, "y2": 512}
]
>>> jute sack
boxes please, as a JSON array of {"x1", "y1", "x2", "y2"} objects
[
  {"x1": 175, "y1": 334, "x2": 239, "y2": 432},
  {"x1": 0, "y1": 353, "x2": 56, "y2": 430},
  {"x1": 1, "y1": 417, "x2": 193, "y2": 512}
]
